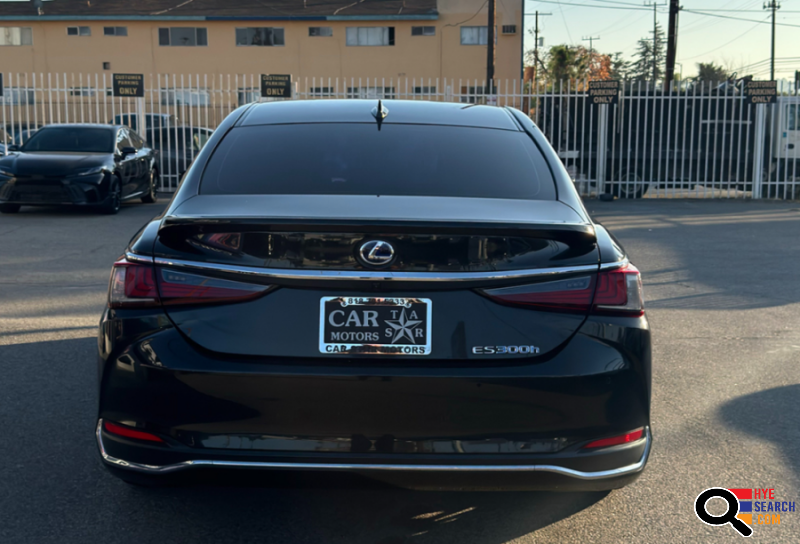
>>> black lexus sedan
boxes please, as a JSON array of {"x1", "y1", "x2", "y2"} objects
[
  {"x1": 0, "y1": 124, "x2": 158, "y2": 214},
  {"x1": 97, "y1": 100, "x2": 651, "y2": 490}
]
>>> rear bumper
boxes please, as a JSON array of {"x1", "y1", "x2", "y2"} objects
[
  {"x1": 96, "y1": 308, "x2": 652, "y2": 490},
  {"x1": 97, "y1": 420, "x2": 651, "y2": 490}
]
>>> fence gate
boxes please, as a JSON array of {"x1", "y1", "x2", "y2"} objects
[{"x1": 1, "y1": 73, "x2": 798, "y2": 199}]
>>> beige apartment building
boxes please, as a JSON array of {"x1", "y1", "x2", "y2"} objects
[{"x1": 0, "y1": 0, "x2": 523, "y2": 84}]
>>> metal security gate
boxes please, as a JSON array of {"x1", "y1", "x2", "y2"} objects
[
  {"x1": 535, "y1": 79, "x2": 800, "y2": 200},
  {"x1": 1, "y1": 73, "x2": 798, "y2": 199}
]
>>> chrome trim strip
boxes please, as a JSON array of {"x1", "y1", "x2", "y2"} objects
[
  {"x1": 125, "y1": 252, "x2": 154, "y2": 264},
  {"x1": 148, "y1": 257, "x2": 601, "y2": 283},
  {"x1": 599, "y1": 259, "x2": 629, "y2": 271},
  {"x1": 97, "y1": 421, "x2": 651, "y2": 481}
]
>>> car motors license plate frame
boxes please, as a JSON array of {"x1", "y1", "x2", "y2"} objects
[{"x1": 319, "y1": 296, "x2": 432, "y2": 355}]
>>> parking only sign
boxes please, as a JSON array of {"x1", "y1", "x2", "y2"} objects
[
  {"x1": 745, "y1": 80, "x2": 777, "y2": 105},
  {"x1": 261, "y1": 74, "x2": 292, "y2": 98},
  {"x1": 112, "y1": 73, "x2": 144, "y2": 98},
  {"x1": 589, "y1": 80, "x2": 620, "y2": 106}
]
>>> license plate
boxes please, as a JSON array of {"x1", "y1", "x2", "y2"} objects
[{"x1": 319, "y1": 296, "x2": 432, "y2": 355}]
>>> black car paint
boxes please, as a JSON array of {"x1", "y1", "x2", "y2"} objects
[
  {"x1": 97, "y1": 101, "x2": 651, "y2": 490},
  {"x1": 0, "y1": 124, "x2": 157, "y2": 208}
]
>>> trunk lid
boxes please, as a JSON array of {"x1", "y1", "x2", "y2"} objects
[{"x1": 152, "y1": 195, "x2": 598, "y2": 360}]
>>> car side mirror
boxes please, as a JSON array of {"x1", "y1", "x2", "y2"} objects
[
  {"x1": 120, "y1": 146, "x2": 137, "y2": 156},
  {"x1": 7, "y1": 144, "x2": 20, "y2": 152}
]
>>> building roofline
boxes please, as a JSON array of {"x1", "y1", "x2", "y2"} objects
[{"x1": 0, "y1": 14, "x2": 438, "y2": 22}]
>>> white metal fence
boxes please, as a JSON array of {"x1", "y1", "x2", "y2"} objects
[{"x1": 1, "y1": 73, "x2": 799, "y2": 199}]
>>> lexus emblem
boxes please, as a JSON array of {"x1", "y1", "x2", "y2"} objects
[{"x1": 359, "y1": 240, "x2": 395, "y2": 267}]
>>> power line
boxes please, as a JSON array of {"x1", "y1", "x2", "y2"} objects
[
  {"x1": 679, "y1": 19, "x2": 766, "y2": 60},
  {"x1": 581, "y1": 0, "x2": 652, "y2": 6},
  {"x1": 688, "y1": 9, "x2": 800, "y2": 13},
  {"x1": 527, "y1": 0, "x2": 655, "y2": 11},
  {"x1": 682, "y1": 8, "x2": 800, "y2": 28},
  {"x1": 555, "y1": 1, "x2": 574, "y2": 43}
]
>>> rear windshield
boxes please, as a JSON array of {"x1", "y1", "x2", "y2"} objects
[
  {"x1": 22, "y1": 127, "x2": 113, "y2": 153},
  {"x1": 200, "y1": 124, "x2": 556, "y2": 200}
]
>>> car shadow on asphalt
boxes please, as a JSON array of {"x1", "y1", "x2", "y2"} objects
[
  {"x1": 718, "y1": 384, "x2": 800, "y2": 481},
  {"x1": 121, "y1": 476, "x2": 609, "y2": 544}
]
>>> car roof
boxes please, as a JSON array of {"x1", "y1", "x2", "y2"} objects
[
  {"x1": 39, "y1": 123, "x2": 121, "y2": 131},
  {"x1": 237, "y1": 100, "x2": 520, "y2": 131}
]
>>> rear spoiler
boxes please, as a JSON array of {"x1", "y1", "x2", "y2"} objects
[
  {"x1": 160, "y1": 194, "x2": 596, "y2": 245},
  {"x1": 160, "y1": 216, "x2": 595, "y2": 246}
]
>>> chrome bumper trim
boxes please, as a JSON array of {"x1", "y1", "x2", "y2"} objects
[{"x1": 97, "y1": 421, "x2": 651, "y2": 481}]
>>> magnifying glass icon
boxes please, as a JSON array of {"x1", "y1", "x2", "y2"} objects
[{"x1": 695, "y1": 488, "x2": 753, "y2": 537}]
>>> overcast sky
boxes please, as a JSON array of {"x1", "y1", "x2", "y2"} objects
[{"x1": 522, "y1": 0, "x2": 800, "y2": 80}]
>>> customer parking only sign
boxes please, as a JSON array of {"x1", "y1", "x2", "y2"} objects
[
  {"x1": 112, "y1": 73, "x2": 144, "y2": 98},
  {"x1": 261, "y1": 74, "x2": 292, "y2": 98},
  {"x1": 745, "y1": 80, "x2": 777, "y2": 105},
  {"x1": 589, "y1": 80, "x2": 620, "y2": 106}
]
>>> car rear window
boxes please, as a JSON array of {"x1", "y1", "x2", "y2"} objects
[{"x1": 200, "y1": 124, "x2": 556, "y2": 200}]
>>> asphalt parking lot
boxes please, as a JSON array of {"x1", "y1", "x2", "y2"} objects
[{"x1": 1, "y1": 198, "x2": 799, "y2": 543}]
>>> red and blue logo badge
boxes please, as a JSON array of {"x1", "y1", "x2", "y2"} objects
[{"x1": 695, "y1": 487, "x2": 795, "y2": 537}]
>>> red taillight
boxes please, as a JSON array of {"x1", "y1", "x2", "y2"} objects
[
  {"x1": 480, "y1": 276, "x2": 595, "y2": 312},
  {"x1": 108, "y1": 260, "x2": 158, "y2": 308},
  {"x1": 108, "y1": 258, "x2": 270, "y2": 308},
  {"x1": 479, "y1": 264, "x2": 644, "y2": 316},
  {"x1": 103, "y1": 420, "x2": 164, "y2": 443},
  {"x1": 582, "y1": 428, "x2": 645, "y2": 449},
  {"x1": 593, "y1": 264, "x2": 645, "y2": 316},
  {"x1": 157, "y1": 268, "x2": 270, "y2": 305}
]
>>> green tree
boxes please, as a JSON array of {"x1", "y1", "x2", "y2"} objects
[
  {"x1": 544, "y1": 44, "x2": 586, "y2": 83},
  {"x1": 609, "y1": 52, "x2": 630, "y2": 80},
  {"x1": 696, "y1": 62, "x2": 730, "y2": 82},
  {"x1": 629, "y1": 22, "x2": 666, "y2": 81}
]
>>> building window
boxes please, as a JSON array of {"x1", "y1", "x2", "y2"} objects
[
  {"x1": 238, "y1": 88, "x2": 260, "y2": 106},
  {"x1": 67, "y1": 26, "x2": 91, "y2": 37},
  {"x1": 309, "y1": 87, "x2": 335, "y2": 97},
  {"x1": 346, "y1": 27, "x2": 394, "y2": 46},
  {"x1": 0, "y1": 27, "x2": 33, "y2": 46},
  {"x1": 411, "y1": 26, "x2": 435, "y2": 36},
  {"x1": 414, "y1": 86, "x2": 437, "y2": 95},
  {"x1": 460, "y1": 85, "x2": 497, "y2": 104},
  {"x1": 0, "y1": 88, "x2": 35, "y2": 105},
  {"x1": 501, "y1": 25, "x2": 517, "y2": 35},
  {"x1": 309, "y1": 27, "x2": 332, "y2": 37},
  {"x1": 158, "y1": 27, "x2": 208, "y2": 47},
  {"x1": 236, "y1": 28, "x2": 285, "y2": 46},
  {"x1": 160, "y1": 89, "x2": 210, "y2": 106},
  {"x1": 103, "y1": 62, "x2": 111, "y2": 70},
  {"x1": 347, "y1": 86, "x2": 396, "y2": 99},
  {"x1": 460, "y1": 26, "x2": 488, "y2": 45},
  {"x1": 104, "y1": 26, "x2": 128, "y2": 37},
  {"x1": 68, "y1": 87, "x2": 113, "y2": 97}
]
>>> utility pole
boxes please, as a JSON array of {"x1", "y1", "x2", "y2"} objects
[
  {"x1": 530, "y1": 11, "x2": 552, "y2": 91},
  {"x1": 764, "y1": 1, "x2": 781, "y2": 80},
  {"x1": 644, "y1": 2, "x2": 665, "y2": 82},
  {"x1": 582, "y1": 36, "x2": 600, "y2": 78},
  {"x1": 487, "y1": 0, "x2": 496, "y2": 94},
  {"x1": 665, "y1": 0, "x2": 680, "y2": 89}
]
